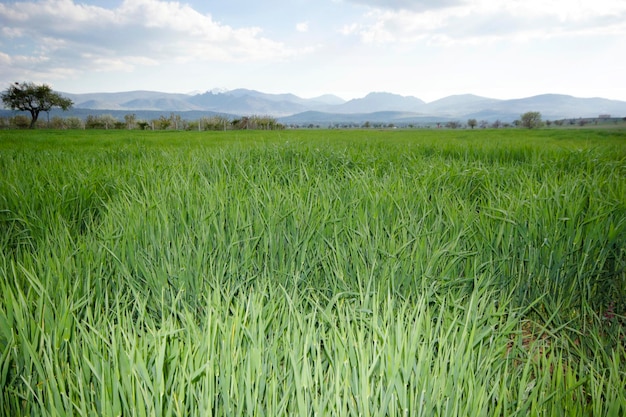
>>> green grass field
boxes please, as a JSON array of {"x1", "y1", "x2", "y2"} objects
[{"x1": 1, "y1": 128, "x2": 625, "y2": 416}]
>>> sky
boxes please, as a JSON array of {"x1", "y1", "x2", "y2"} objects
[{"x1": 0, "y1": 0, "x2": 625, "y2": 102}]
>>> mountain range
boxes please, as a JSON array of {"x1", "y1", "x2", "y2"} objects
[{"x1": 56, "y1": 89, "x2": 626, "y2": 124}]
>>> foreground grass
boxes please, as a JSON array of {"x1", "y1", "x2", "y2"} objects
[{"x1": 1, "y1": 128, "x2": 625, "y2": 416}]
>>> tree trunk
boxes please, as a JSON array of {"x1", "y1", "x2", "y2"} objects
[{"x1": 29, "y1": 110, "x2": 40, "y2": 129}]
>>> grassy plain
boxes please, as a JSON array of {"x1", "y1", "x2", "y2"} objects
[{"x1": 1, "y1": 128, "x2": 625, "y2": 416}]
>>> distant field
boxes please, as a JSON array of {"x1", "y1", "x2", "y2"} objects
[{"x1": 1, "y1": 128, "x2": 625, "y2": 416}]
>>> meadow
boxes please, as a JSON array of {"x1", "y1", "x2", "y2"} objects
[{"x1": 0, "y1": 128, "x2": 625, "y2": 416}]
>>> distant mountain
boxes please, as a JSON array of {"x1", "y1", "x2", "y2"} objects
[
  {"x1": 62, "y1": 90, "x2": 200, "y2": 113},
  {"x1": 187, "y1": 90, "x2": 309, "y2": 116},
  {"x1": 278, "y1": 111, "x2": 450, "y2": 125},
  {"x1": 310, "y1": 94, "x2": 346, "y2": 106},
  {"x1": 53, "y1": 89, "x2": 626, "y2": 124},
  {"x1": 73, "y1": 99, "x2": 123, "y2": 110},
  {"x1": 121, "y1": 98, "x2": 202, "y2": 111},
  {"x1": 63, "y1": 90, "x2": 189, "y2": 105},
  {"x1": 336, "y1": 92, "x2": 426, "y2": 113},
  {"x1": 426, "y1": 94, "x2": 501, "y2": 115},
  {"x1": 482, "y1": 94, "x2": 626, "y2": 120}
]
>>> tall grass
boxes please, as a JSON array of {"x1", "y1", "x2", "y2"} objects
[{"x1": 1, "y1": 128, "x2": 625, "y2": 415}]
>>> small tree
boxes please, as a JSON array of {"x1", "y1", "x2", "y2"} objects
[
  {"x1": 12, "y1": 115, "x2": 31, "y2": 129},
  {"x1": 155, "y1": 115, "x2": 171, "y2": 130},
  {"x1": 65, "y1": 117, "x2": 83, "y2": 129},
  {"x1": 520, "y1": 111, "x2": 542, "y2": 129},
  {"x1": 169, "y1": 113, "x2": 183, "y2": 130},
  {"x1": 124, "y1": 113, "x2": 137, "y2": 129},
  {"x1": 49, "y1": 116, "x2": 67, "y2": 129},
  {"x1": 467, "y1": 118, "x2": 477, "y2": 129},
  {"x1": 1, "y1": 82, "x2": 73, "y2": 128}
]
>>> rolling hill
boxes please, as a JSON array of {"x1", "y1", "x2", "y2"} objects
[{"x1": 40, "y1": 89, "x2": 626, "y2": 124}]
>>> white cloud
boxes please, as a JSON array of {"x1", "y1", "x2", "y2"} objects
[
  {"x1": 1, "y1": 0, "x2": 624, "y2": 100},
  {"x1": 80, "y1": 53, "x2": 159, "y2": 72},
  {"x1": 340, "y1": 23, "x2": 359, "y2": 35},
  {"x1": 341, "y1": 0, "x2": 626, "y2": 45},
  {"x1": 2, "y1": 27, "x2": 25, "y2": 38},
  {"x1": 345, "y1": 0, "x2": 465, "y2": 12},
  {"x1": 0, "y1": 0, "x2": 302, "y2": 82},
  {"x1": 0, "y1": 49, "x2": 81, "y2": 85}
]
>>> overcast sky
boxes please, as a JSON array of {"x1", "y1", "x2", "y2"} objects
[{"x1": 1, "y1": 0, "x2": 624, "y2": 102}]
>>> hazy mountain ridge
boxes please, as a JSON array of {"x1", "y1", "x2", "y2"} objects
[
  {"x1": 334, "y1": 92, "x2": 426, "y2": 113},
  {"x1": 56, "y1": 89, "x2": 626, "y2": 122},
  {"x1": 426, "y1": 94, "x2": 502, "y2": 115}
]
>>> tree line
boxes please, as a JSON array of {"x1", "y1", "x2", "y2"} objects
[
  {"x1": 0, "y1": 111, "x2": 286, "y2": 131},
  {"x1": 0, "y1": 82, "x2": 285, "y2": 131},
  {"x1": 4, "y1": 82, "x2": 620, "y2": 131}
]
